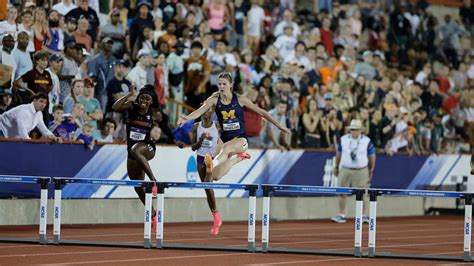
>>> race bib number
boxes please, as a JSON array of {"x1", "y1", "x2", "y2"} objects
[
  {"x1": 223, "y1": 122, "x2": 240, "y2": 131},
  {"x1": 202, "y1": 139, "x2": 213, "y2": 148},
  {"x1": 130, "y1": 127, "x2": 146, "y2": 141}
]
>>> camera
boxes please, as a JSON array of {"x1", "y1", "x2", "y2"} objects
[{"x1": 350, "y1": 150, "x2": 357, "y2": 162}]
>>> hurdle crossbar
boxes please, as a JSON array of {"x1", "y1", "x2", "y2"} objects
[
  {"x1": 52, "y1": 177, "x2": 154, "y2": 249},
  {"x1": 261, "y1": 184, "x2": 365, "y2": 257},
  {"x1": 368, "y1": 188, "x2": 472, "y2": 262},
  {"x1": 0, "y1": 175, "x2": 50, "y2": 244},
  {"x1": 155, "y1": 181, "x2": 259, "y2": 252}
]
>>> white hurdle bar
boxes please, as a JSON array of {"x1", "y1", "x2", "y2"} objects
[
  {"x1": 368, "y1": 189, "x2": 471, "y2": 262},
  {"x1": 52, "y1": 178, "x2": 153, "y2": 248},
  {"x1": 261, "y1": 184, "x2": 363, "y2": 257},
  {"x1": 155, "y1": 182, "x2": 258, "y2": 252}
]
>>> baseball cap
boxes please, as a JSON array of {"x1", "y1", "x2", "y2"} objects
[
  {"x1": 101, "y1": 37, "x2": 113, "y2": 44},
  {"x1": 66, "y1": 17, "x2": 77, "y2": 24},
  {"x1": 137, "y1": 1, "x2": 152, "y2": 9},
  {"x1": 137, "y1": 48, "x2": 151, "y2": 58},
  {"x1": 324, "y1": 92, "x2": 334, "y2": 100},
  {"x1": 113, "y1": 59, "x2": 127, "y2": 66},
  {"x1": 49, "y1": 53, "x2": 63, "y2": 62},
  {"x1": 0, "y1": 89, "x2": 13, "y2": 97}
]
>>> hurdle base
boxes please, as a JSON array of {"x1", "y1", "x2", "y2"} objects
[
  {"x1": 39, "y1": 234, "x2": 47, "y2": 244},
  {"x1": 162, "y1": 243, "x2": 254, "y2": 252},
  {"x1": 264, "y1": 247, "x2": 356, "y2": 257},
  {"x1": 156, "y1": 239, "x2": 163, "y2": 249},
  {"x1": 368, "y1": 247, "x2": 375, "y2": 257},
  {"x1": 372, "y1": 252, "x2": 465, "y2": 262},
  {"x1": 261, "y1": 243, "x2": 268, "y2": 253},
  {"x1": 144, "y1": 238, "x2": 151, "y2": 249},
  {"x1": 354, "y1": 247, "x2": 362, "y2": 257},
  {"x1": 57, "y1": 239, "x2": 145, "y2": 249},
  {"x1": 53, "y1": 235, "x2": 60, "y2": 244},
  {"x1": 463, "y1": 251, "x2": 472, "y2": 262},
  {"x1": 248, "y1": 241, "x2": 256, "y2": 252},
  {"x1": 0, "y1": 237, "x2": 41, "y2": 244}
]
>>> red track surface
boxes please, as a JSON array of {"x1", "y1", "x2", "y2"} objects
[{"x1": 0, "y1": 216, "x2": 472, "y2": 265}]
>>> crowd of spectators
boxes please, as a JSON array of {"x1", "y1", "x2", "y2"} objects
[{"x1": 0, "y1": 0, "x2": 472, "y2": 155}]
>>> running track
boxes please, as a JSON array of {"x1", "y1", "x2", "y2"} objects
[{"x1": 0, "y1": 216, "x2": 472, "y2": 265}]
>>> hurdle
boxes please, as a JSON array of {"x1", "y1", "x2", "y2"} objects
[
  {"x1": 0, "y1": 175, "x2": 50, "y2": 244},
  {"x1": 367, "y1": 188, "x2": 473, "y2": 262},
  {"x1": 155, "y1": 181, "x2": 258, "y2": 252},
  {"x1": 261, "y1": 184, "x2": 365, "y2": 257},
  {"x1": 52, "y1": 177, "x2": 155, "y2": 248}
]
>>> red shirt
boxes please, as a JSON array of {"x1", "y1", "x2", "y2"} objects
[
  {"x1": 243, "y1": 107, "x2": 262, "y2": 137},
  {"x1": 154, "y1": 68, "x2": 167, "y2": 107},
  {"x1": 435, "y1": 75, "x2": 450, "y2": 94},
  {"x1": 442, "y1": 95, "x2": 459, "y2": 114},
  {"x1": 320, "y1": 28, "x2": 333, "y2": 56}
]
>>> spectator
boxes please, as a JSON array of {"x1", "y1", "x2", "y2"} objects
[
  {"x1": 230, "y1": 0, "x2": 246, "y2": 50},
  {"x1": 73, "y1": 16, "x2": 93, "y2": 52},
  {"x1": 49, "y1": 104, "x2": 79, "y2": 141},
  {"x1": 75, "y1": 122, "x2": 95, "y2": 150},
  {"x1": 32, "y1": 7, "x2": 52, "y2": 52},
  {"x1": 12, "y1": 32, "x2": 32, "y2": 83},
  {"x1": 66, "y1": 0, "x2": 101, "y2": 43},
  {"x1": 47, "y1": 10, "x2": 64, "y2": 52},
  {"x1": 63, "y1": 17, "x2": 77, "y2": 45},
  {"x1": 435, "y1": 65, "x2": 451, "y2": 96},
  {"x1": 273, "y1": 25, "x2": 297, "y2": 61},
  {"x1": 415, "y1": 63, "x2": 432, "y2": 85},
  {"x1": 152, "y1": 51, "x2": 169, "y2": 110},
  {"x1": 17, "y1": 10, "x2": 35, "y2": 53},
  {"x1": 204, "y1": 0, "x2": 229, "y2": 37},
  {"x1": 246, "y1": 0, "x2": 265, "y2": 52},
  {"x1": 78, "y1": 78, "x2": 103, "y2": 133},
  {"x1": 105, "y1": 59, "x2": 130, "y2": 140},
  {"x1": 0, "y1": 93, "x2": 61, "y2": 141},
  {"x1": 132, "y1": 25, "x2": 154, "y2": 61},
  {"x1": 15, "y1": 51, "x2": 53, "y2": 98},
  {"x1": 302, "y1": 98, "x2": 324, "y2": 148},
  {"x1": 244, "y1": 86, "x2": 264, "y2": 148},
  {"x1": 354, "y1": 51, "x2": 377, "y2": 81},
  {"x1": 0, "y1": 6, "x2": 18, "y2": 40},
  {"x1": 158, "y1": 19, "x2": 178, "y2": 49},
  {"x1": 129, "y1": 1, "x2": 154, "y2": 55},
  {"x1": 96, "y1": 118, "x2": 116, "y2": 142},
  {"x1": 63, "y1": 79, "x2": 84, "y2": 114},
  {"x1": 101, "y1": 8, "x2": 128, "y2": 59},
  {"x1": 438, "y1": 15, "x2": 465, "y2": 69},
  {"x1": 59, "y1": 42, "x2": 80, "y2": 102},
  {"x1": 88, "y1": 37, "x2": 117, "y2": 111},
  {"x1": 368, "y1": 109, "x2": 383, "y2": 149},
  {"x1": 166, "y1": 41, "x2": 186, "y2": 121},
  {"x1": 127, "y1": 49, "x2": 151, "y2": 90},
  {"x1": 52, "y1": 0, "x2": 77, "y2": 16},
  {"x1": 261, "y1": 100, "x2": 290, "y2": 150},
  {"x1": 0, "y1": 89, "x2": 13, "y2": 115},
  {"x1": 184, "y1": 40, "x2": 211, "y2": 109},
  {"x1": 421, "y1": 79, "x2": 443, "y2": 116},
  {"x1": 274, "y1": 9, "x2": 300, "y2": 39},
  {"x1": 46, "y1": 54, "x2": 63, "y2": 114},
  {"x1": 386, "y1": 107, "x2": 410, "y2": 155},
  {"x1": 209, "y1": 39, "x2": 237, "y2": 91},
  {"x1": 0, "y1": 34, "x2": 16, "y2": 91},
  {"x1": 320, "y1": 16, "x2": 334, "y2": 56}
]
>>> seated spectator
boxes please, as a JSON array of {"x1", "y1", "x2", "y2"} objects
[
  {"x1": 32, "y1": 7, "x2": 52, "y2": 52},
  {"x1": 421, "y1": 79, "x2": 443, "y2": 117},
  {"x1": 101, "y1": 8, "x2": 127, "y2": 59},
  {"x1": 353, "y1": 51, "x2": 377, "y2": 81},
  {"x1": 96, "y1": 118, "x2": 116, "y2": 142},
  {"x1": 75, "y1": 122, "x2": 95, "y2": 150},
  {"x1": 273, "y1": 25, "x2": 297, "y2": 61},
  {"x1": 0, "y1": 89, "x2": 13, "y2": 115},
  {"x1": 0, "y1": 93, "x2": 61, "y2": 141},
  {"x1": 48, "y1": 104, "x2": 79, "y2": 141},
  {"x1": 63, "y1": 79, "x2": 84, "y2": 114},
  {"x1": 47, "y1": 10, "x2": 64, "y2": 52},
  {"x1": 158, "y1": 19, "x2": 178, "y2": 49},
  {"x1": 12, "y1": 31, "x2": 33, "y2": 82},
  {"x1": 0, "y1": 34, "x2": 16, "y2": 91},
  {"x1": 73, "y1": 15, "x2": 93, "y2": 52},
  {"x1": 78, "y1": 78, "x2": 103, "y2": 134},
  {"x1": 127, "y1": 49, "x2": 151, "y2": 90}
]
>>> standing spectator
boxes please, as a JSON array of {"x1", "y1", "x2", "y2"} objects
[
  {"x1": 0, "y1": 93, "x2": 61, "y2": 142},
  {"x1": 261, "y1": 100, "x2": 290, "y2": 150},
  {"x1": 0, "y1": 89, "x2": 13, "y2": 115},
  {"x1": 230, "y1": 0, "x2": 246, "y2": 50},
  {"x1": 167, "y1": 41, "x2": 186, "y2": 121},
  {"x1": 63, "y1": 17, "x2": 77, "y2": 45},
  {"x1": 302, "y1": 98, "x2": 324, "y2": 148},
  {"x1": 59, "y1": 42, "x2": 80, "y2": 103},
  {"x1": 53, "y1": 0, "x2": 77, "y2": 16},
  {"x1": 129, "y1": 1, "x2": 154, "y2": 55},
  {"x1": 46, "y1": 54, "x2": 64, "y2": 114},
  {"x1": 63, "y1": 79, "x2": 84, "y2": 114},
  {"x1": 12, "y1": 32, "x2": 33, "y2": 83},
  {"x1": 246, "y1": 0, "x2": 265, "y2": 52},
  {"x1": 205, "y1": 0, "x2": 230, "y2": 36},
  {"x1": 368, "y1": 109, "x2": 384, "y2": 149},
  {"x1": 324, "y1": 108, "x2": 342, "y2": 148},
  {"x1": 127, "y1": 49, "x2": 152, "y2": 90},
  {"x1": 435, "y1": 65, "x2": 452, "y2": 96},
  {"x1": 88, "y1": 37, "x2": 117, "y2": 111},
  {"x1": 132, "y1": 25, "x2": 154, "y2": 61},
  {"x1": 0, "y1": 6, "x2": 19, "y2": 40},
  {"x1": 32, "y1": 7, "x2": 52, "y2": 52},
  {"x1": 380, "y1": 104, "x2": 399, "y2": 149},
  {"x1": 421, "y1": 80, "x2": 443, "y2": 116},
  {"x1": 332, "y1": 119, "x2": 375, "y2": 224},
  {"x1": 101, "y1": 8, "x2": 128, "y2": 59},
  {"x1": 158, "y1": 19, "x2": 178, "y2": 49},
  {"x1": 273, "y1": 26, "x2": 297, "y2": 61},
  {"x1": 153, "y1": 51, "x2": 169, "y2": 110},
  {"x1": 47, "y1": 10, "x2": 64, "y2": 52},
  {"x1": 65, "y1": 0, "x2": 101, "y2": 43},
  {"x1": 354, "y1": 51, "x2": 377, "y2": 81},
  {"x1": 208, "y1": 39, "x2": 237, "y2": 91},
  {"x1": 96, "y1": 118, "x2": 116, "y2": 142},
  {"x1": 244, "y1": 86, "x2": 264, "y2": 148},
  {"x1": 274, "y1": 9, "x2": 300, "y2": 39},
  {"x1": 415, "y1": 63, "x2": 432, "y2": 85},
  {"x1": 18, "y1": 11, "x2": 35, "y2": 53},
  {"x1": 73, "y1": 16, "x2": 93, "y2": 52},
  {"x1": 0, "y1": 34, "x2": 17, "y2": 91},
  {"x1": 320, "y1": 16, "x2": 334, "y2": 56},
  {"x1": 184, "y1": 41, "x2": 211, "y2": 109},
  {"x1": 78, "y1": 78, "x2": 103, "y2": 133},
  {"x1": 438, "y1": 15, "x2": 465, "y2": 69},
  {"x1": 105, "y1": 59, "x2": 130, "y2": 140}
]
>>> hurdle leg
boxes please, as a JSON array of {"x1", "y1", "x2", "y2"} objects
[
  {"x1": 39, "y1": 178, "x2": 49, "y2": 244},
  {"x1": 261, "y1": 186, "x2": 271, "y2": 252},
  {"x1": 156, "y1": 183, "x2": 165, "y2": 249},
  {"x1": 368, "y1": 190, "x2": 378, "y2": 257},
  {"x1": 144, "y1": 182, "x2": 153, "y2": 249},
  {"x1": 354, "y1": 189, "x2": 364, "y2": 257},
  {"x1": 53, "y1": 179, "x2": 63, "y2": 244},
  {"x1": 464, "y1": 194, "x2": 472, "y2": 262},
  {"x1": 247, "y1": 185, "x2": 257, "y2": 252}
]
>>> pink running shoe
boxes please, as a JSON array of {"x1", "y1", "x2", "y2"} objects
[
  {"x1": 152, "y1": 184, "x2": 158, "y2": 197},
  {"x1": 152, "y1": 209, "x2": 157, "y2": 232},
  {"x1": 210, "y1": 211, "x2": 222, "y2": 235},
  {"x1": 237, "y1": 153, "x2": 251, "y2": 161}
]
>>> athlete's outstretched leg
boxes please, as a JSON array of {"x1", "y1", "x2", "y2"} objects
[
  {"x1": 130, "y1": 142, "x2": 157, "y2": 181},
  {"x1": 205, "y1": 138, "x2": 249, "y2": 181}
]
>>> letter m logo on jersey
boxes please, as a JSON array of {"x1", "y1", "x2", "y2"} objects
[{"x1": 221, "y1": 110, "x2": 236, "y2": 120}]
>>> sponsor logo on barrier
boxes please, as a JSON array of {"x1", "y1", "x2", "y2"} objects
[
  {"x1": 54, "y1": 207, "x2": 59, "y2": 219},
  {"x1": 40, "y1": 206, "x2": 45, "y2": 219},
  {"x1": 158, "y1": 210, "x2": 162, "y2": 223},
  {"x1": 263, "y1": 214, "x2": 268, "y2": 226},
  {"x1": 145, "y1": 210, "x2": 150, "y2": 223},
  {"x1": 355, "y1": 217, "x2": 361, "y2": 231},
  {"x1": 466, "y1": 222, "x2": 470, "y2": 235},
  {"x1": 369, "y1": 218, "x2": 375, "y2": 231},
  {"x1": 249, "y1": 213, "x2": 254, "y2": 226}
]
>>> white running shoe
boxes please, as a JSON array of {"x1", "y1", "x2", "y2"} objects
[{"x1": 331, "y1": 214, "x2": 347, "y2": 223}]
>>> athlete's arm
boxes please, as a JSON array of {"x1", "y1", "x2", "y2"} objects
[
  {"x1": 156, "y1": 108, "x2": 184, "y2": 148},
  {"x1": 189, "y1": 123, "x2": 205, "y2": 151},
  {"x1": 239, "y1": 96, "x2": 290, "y2": 134},
  {"x1": 177, "y1": 94, "x2": 218, "y2": 126},
  {"x1": 112, "y1": 89, "x2": 137, "y2": 112}
]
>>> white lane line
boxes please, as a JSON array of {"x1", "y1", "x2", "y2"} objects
[
  {"x1": 0, "y1": 248, "x2": 142, "y2": 258},
  {"x1": 245, "y1": 257, "x2": 362, "y2": 265}
]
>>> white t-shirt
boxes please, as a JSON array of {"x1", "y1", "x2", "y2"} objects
[
  {"x1": 247, "y1": 6, "x2": 265, "y2": 37},
  {"x1": 52, "y1": 2, "x2": 77, "y2": 16},
  {"x1": 0, "y1": 21, "x2": 18, "y2": 40},
  {"x1": 17, "y1": 24, "x2": 35, "y2": 52},
  {"x1": 1, "y1": 50, "x2": 17, "y2": 87},
  {"x1": 126, "y1": 65, "x2": 148, "y2": 90},
  {"x1": 208, "y1": 52, "x2": 237, "y2": 85},
  {"x1": 273, "y1": 35, "x2": 297, "y2": 59},
  {"x1": 273, "y1": 21, "x2": 301, "y2": 39}
]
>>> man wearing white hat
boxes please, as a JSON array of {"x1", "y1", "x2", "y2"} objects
[{"x1": 331, "y1": 119, "x2": 376, "y2": 224}]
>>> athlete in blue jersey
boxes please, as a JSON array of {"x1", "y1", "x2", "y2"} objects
[{"x1": 178, "y1": 72, "x2": 290, "y2": 182}]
